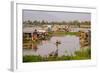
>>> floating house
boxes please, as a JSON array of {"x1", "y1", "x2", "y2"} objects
[{"x1": 23, "y1": 27, "x2": 46, "y2": 38}]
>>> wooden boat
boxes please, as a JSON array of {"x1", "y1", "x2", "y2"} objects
[{"x1": 56, "y1": 40, "x2": 61, "y2": 44}]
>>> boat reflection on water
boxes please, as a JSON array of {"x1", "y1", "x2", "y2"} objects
[{"x1": 32, "y1": 44, "x2": 38, "y2": 52}]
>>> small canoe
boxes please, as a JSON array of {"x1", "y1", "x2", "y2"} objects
[{"x1": 56, "y1": 41, "x2": 61, "y2": 44}]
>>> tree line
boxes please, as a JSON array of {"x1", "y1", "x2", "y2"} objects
[{"x1": 23, "y1": 20, "x2": 91, "y2": 26}]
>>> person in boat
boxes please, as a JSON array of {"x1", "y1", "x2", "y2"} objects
[
  {"x1": 32, "y1": 29, "x2": 39, "y2": 41},
  {"x1": 56, "y1": 40, "x2": 61, "y2": 44}
]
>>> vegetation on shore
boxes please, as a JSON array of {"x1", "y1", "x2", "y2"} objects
[
  {"x1": 52, "y1": 32, "x2": 79, "y2": 36},
  {"x1": 23, "y1": 48, "x2": 91, "y2": 62}
]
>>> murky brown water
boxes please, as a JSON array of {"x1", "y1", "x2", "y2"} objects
[{"x1": 23, "y1": 35, "x2": 80, "y2": 57}]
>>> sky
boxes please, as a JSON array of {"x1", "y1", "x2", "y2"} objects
[{"x1": 23, "y1": 10, "x2": 91, "y2": 22}]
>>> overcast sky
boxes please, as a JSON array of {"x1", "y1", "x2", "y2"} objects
[{"x1": 23, "y1": 10, "x2": 91, "y2": 22}]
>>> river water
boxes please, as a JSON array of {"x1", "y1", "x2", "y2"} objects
[{"x1": 23, "y1": 35, "x2": 80, "y2": 57}]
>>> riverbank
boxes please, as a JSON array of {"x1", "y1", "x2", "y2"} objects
[
  {"x1": 23, "y1": 48, "x2": 91, "y2": 62},
  {"x1": 51, "y1": 31, "x2": 79, "y2": 36}
]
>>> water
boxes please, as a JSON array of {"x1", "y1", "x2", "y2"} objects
[{"x1": 23, "y1": 35, "x2": 80, "y2": 57}]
